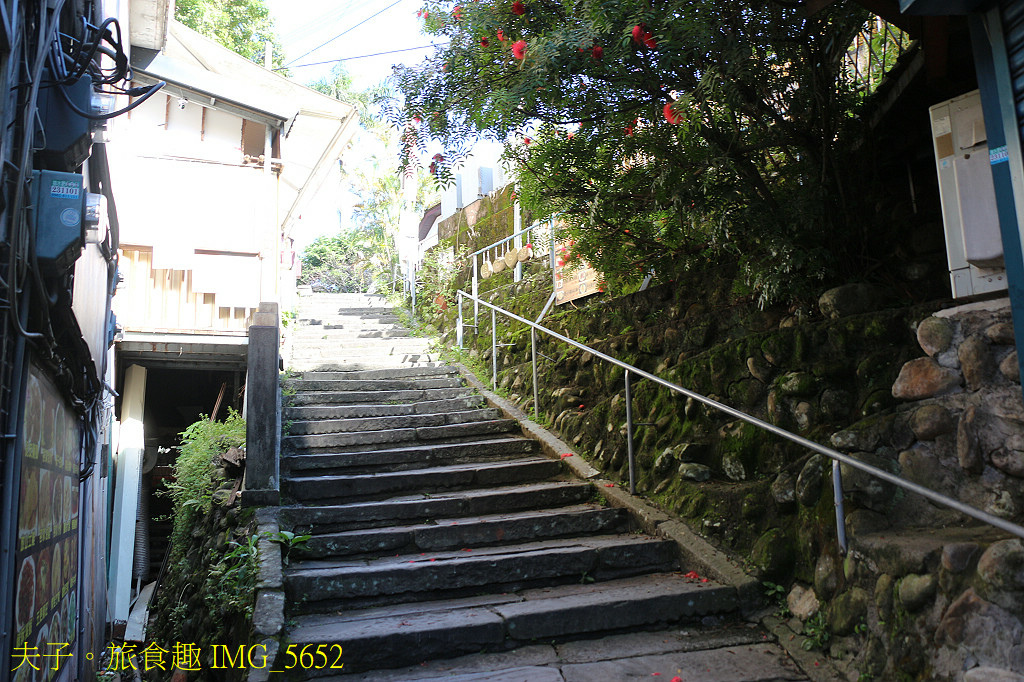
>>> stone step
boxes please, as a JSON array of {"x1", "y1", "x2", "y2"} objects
[
  {"x1": 290, "y1": 343, "x2": 433, "y2": 358},
  {"x1": 287, "y1": 360, "x2": 444, "y2": 373},
  {"x1": 299, "y1": 313, "x2": 402, "y2": 324},
  {"x1": 295, "y1": 320, "x2": 408, "y2": 327},
  {"x1": 284, "y1": 534, "x2": 679, "y2": 612},
  {"x1": 283, "y1": 395, "x2": 486, "y2": 421},
  {"x1": 295, "y1": 321, "x2": 404, "y2": 331},
  {"x1": 290, "y1": 368, "x2": 459, "y2": 382},
  {"x1": 286, "y1": 376, "x2": 463, "y2": 392},
  {"x1": 279, "y1": 481, "x2": 595, "y2": 534},
  {"x1": 296, "y1": 505, "x2": 630, "y2": 560},
  {"x1": 291, "y1": 333, "x2": 430, "y2": 346},
  {"x1": 283, "y1": 572, "x2": 737, "y2": 673},
  {"x1": 297, "y1": 293, "x2": 389, "y2": 302},
  {"x1": 283, "y1": 418, "x2": 522, "y2": 451},
  {"x1": 286, "y1": 407, "x2": 504, "y2": 436},
  {"x1": 294, "y1": 323, "x2": 406, "y2": 334},
  {"x1": 288, "y1": 352, "x2": 440, "y2": 368},
  {"x1": 283, "y1": 436, "x2": 540, "y2": 476},
  {"x1": 286, "y1": 387, "x2": 475, "y2": 407},
  {"x1": 284, "y1": 458, "x2": 563, "y2": 504},
  {"x1": 296, "y1": 303, "x2": 395, "y2": 312},
  {"x1": 336, "y1": 625, "x2": 790, "y2": 682}
]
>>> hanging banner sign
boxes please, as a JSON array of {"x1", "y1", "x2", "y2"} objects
[{"x1": 554, "y1": 241, "x2": 603, "y2": 304}]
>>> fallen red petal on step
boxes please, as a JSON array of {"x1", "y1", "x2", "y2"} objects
[
  {"x1": 683, "y1": 571, "x2": 700, "y2": 580},
  {"x1": 561, "y1": 453, "x2": 573, "y2": 458},
  {"x1": 604, "y1": 483, "x2": 615, "y2": 487},
  {"x1": 671, "y1": 678, "x2": 683, "y2": 682},
  {"x1": 430, "y1": 558, "x2": 436, "y2": 562}
]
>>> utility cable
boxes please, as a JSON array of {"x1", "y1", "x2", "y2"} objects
[
  {"x1": 284, "y1": 43, "x2": 444, "y2": 69},
  {"x1": 281, "y1": 0, "x2": 407, "y2": 68}
]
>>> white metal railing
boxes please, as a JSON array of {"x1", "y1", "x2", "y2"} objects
[
  {"x1": 459, "y1": 220, "x2": 558, "y2": 345},
  {"x1": 456, "y1": 290, "x2": 1024, "y2": 554}
]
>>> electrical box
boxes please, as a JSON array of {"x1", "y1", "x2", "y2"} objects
[
  {"x1": 929, "y1": 90, "x2": 1007, "y2": 298},
  {"x1": 35, "y1": 74, "x2": 92, "y2": 171},
  {"x1": 31, "y1": 170, "x2": 86, "y2": 273}
]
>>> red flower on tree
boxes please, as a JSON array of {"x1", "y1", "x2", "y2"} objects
[
  {"x1": 512, "y1": 39, "x2": 527, "y2": 59},
  {"x1": 452, "y1": 5, "x2": 463, "y2": 20},
  {"x1": 524, "y1": 137, "x2": 531, "y2": 145},
  {"x1": 511, "y1": 0, "x2": 526, "y2": 15},
  {"x1": 480, "y1": 36, "x2": 489, "y2": 47},
  {"x1": 663, "y1": 102, "x2": 681, "y2": 124},
  {"x1": 497, "y1": 29, "x2": 506, "y2": 41},
  {"x1": 591, "y1": 45, "x2": 603, "y2": 60},
  {"x1": 631, "y1": 23, "x2": 656, "y2": 49}
]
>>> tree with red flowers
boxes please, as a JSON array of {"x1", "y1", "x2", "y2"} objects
[{"x1": 386, "y1": 0, "x2": 872, "y2": 305}]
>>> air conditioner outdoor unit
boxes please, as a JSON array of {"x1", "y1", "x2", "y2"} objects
[{"x1": 929, "y1": 90, "x2": 1007, "y2": 298}]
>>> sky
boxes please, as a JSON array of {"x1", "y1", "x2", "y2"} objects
[
  {"x1": 263, "y1": 0, "x2": 438, "y2": 250},
  {"x1": 265, "y1": 0, "x2": 438, "y2": 91}
]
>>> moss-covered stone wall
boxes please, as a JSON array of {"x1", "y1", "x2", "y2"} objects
[
  {"x1": 146, "y1": 468, "x2": 257, "y2": 682},
  {"x1": 427, "y1": 194, "x2": 1024, "y2": 680}
]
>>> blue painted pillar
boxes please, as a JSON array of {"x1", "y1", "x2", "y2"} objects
[{"x1": 969, "y1": 9, "x2": 1024, "y2": 389}]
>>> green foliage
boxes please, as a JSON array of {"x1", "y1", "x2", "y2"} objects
[
  {"x1": 763, "y1": 580, "x2": 792, "y2": 619},
  {"x1": 308, "y1": 64, "x2": 389, "y2": 124},
  {"x1": 419, "y1": 240, "x2": 467, "y2": 317},
  {"x1": 266, "y1": 530, "x2": 312, "y2": 566},
  {"x1": 802, "y1": 611, "x2": 831, "y2": 651},
  {"x1": 303, "y1": 65, "x2": 439, "y2": 297},
  {"x1": 207, "y1": 535, "x2": 261, "y2": 616},
  {"x1": 299, "y1": 232, "x2": 379, "y2": 293},
  {"x1": 175, "y1": 0, "x2": 286, "y2": 70},
  {"x1": 386, "y1": 0, "x2": 882, "y2": 307},
  {"x1": 150, "y1": 412, "x2": 253, "y2": 681},
  {"x1": 164, "y1": 410, "x2": 246, "y2": 562}
]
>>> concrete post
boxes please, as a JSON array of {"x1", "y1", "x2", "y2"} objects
[
  {"x1": 109, "y1": 364, "x2": 146, "y2": 635},
  {"x1": 244, "y1": 301, "x2": 281, "y2": 507}
]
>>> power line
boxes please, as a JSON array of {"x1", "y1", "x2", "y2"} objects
[
  {"x1": 282, "y1": 0, "x2": 408, "y2": 68},
  {"x1": 280, "y1": 43, "x2": 445, "y2": 70},
  {"x1": 277, "y1": 0, "x2": 366, "y2": 44}
]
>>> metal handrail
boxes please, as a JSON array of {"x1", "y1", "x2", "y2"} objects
[
  {"x1": 466, "y1": 218, "x2": 560, "y2": 332},
  {"x1": 456, "y1": 290, "x2": 1024, "y2": 553}
]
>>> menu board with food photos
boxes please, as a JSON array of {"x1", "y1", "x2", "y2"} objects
[{"x1": 12, "y1": 364, "x2": 80, "y2": 682}]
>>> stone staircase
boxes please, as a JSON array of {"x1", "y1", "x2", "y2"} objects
[
  {"x1": 287, "y1": 293, "x2": 438, "y2": 372},
  {"x1": 277, "y1": 293, "x2": 744, "y2": 676}
]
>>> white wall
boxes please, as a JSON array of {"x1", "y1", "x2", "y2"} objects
[
  {"x1": 108, "y1": 90, "x2": 279, "y2": 324},
  {"x1": 439, "y1": 140, "x2": 506, "y2": 221}
]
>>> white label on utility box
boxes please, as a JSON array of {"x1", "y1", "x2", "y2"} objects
[{"x1": 50, "y1": 181, "x2": 80, "y2": 199}]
